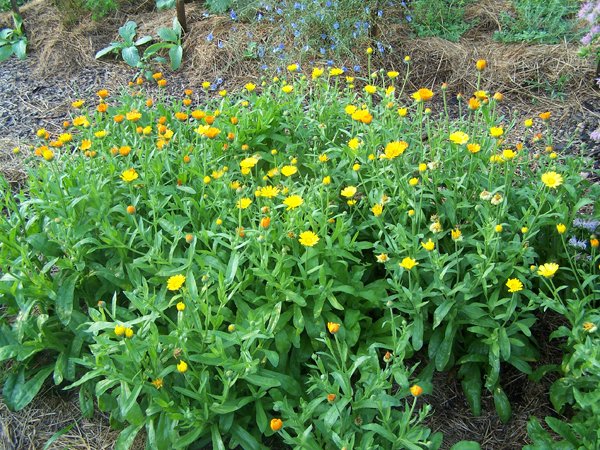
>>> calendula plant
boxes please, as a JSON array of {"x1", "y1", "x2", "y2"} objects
[{"x1": 0, "y1": 58, "x2": 599, "y2": 449}]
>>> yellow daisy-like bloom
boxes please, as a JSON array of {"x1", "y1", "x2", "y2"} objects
[
  {"x1": 71, "y1": 99, "x2": 85, "y2": 108},
  {"x1": 352, "y1": 163, "x2": 360, "y2": 171},
  {"x1": 371, "y1": 204, "x2": 383, "y2": 217},
  {"x1": 236, "y1": 198, "x2": 253, "y2": 209},
  {"x1": 167, "y1": 274, "x2": 186, "y2": 291},
  {"x1": 287, "y1": 63, "x2": 298, "y2": 72},
  {"x1": 121, "y1": 168, "x2": 139, "y2": 183},
  {"x1": 376, "y1": 253, "x2": 389, "y2": 263},
  {"x1": 351, "y1": 109, "x2": 373, "y2": 124},
  {"x1": 322, "y1": 176, "x2": 331, "y2": 185},
  {"x1": 329, "y1": 68, "x2": 344, "y2": 76},
  {"x1": 345, "y1": 105, "x2": 357, "y2": 115},
  {"x1": 298, "y1": 231, "x2": 319, "y2": 247},
  {"x1": 541, "y1": 171, "x2": 563, "y2": 189},
  {"x1": 73, "y1": 116, "x2": 90, "y2": 127},
  {"x1": 539, "y1": 111, "x2": 551, "y2": 121},
  {"x1": 281, "y1": 165, "x2": 298, "y2": 177},
  {"x1": 538, "y1": 263, "x2": 559, "y2": 278},
  {"x1": 383, "y1": 141, "x2": 409, "y2": 159},
  {"x1": 502, "y1": 149, "x2": 516, "y2": 160},
  {"x1": 411, "y1": 88, "x2": 434, "y2": 102},
  {"x1": 364, "y1": 85, "x2": 377, "y2": 94},
  {"x1": 467, "y1": 143, "x2": 480, "y2": 154},
  {"x1": 281, "y1": 85, "x2": 294, "y2": 93},
  {"x1": 348, "y1": 138, "x2": 361, "y2": 150},
  {"x1": 177, "y1": 360, "x2": 188, "y2": 373},
  {"x1": 125, "y1": 328, "x2": 134, "y2": 338},
  {"x1": 524, "y1": 119, "x2": 533, "y2": 128},
  {"x1": 387, "y1": 71, "x2": 399, "y2": 79},
  {"x1": 490, "y1": 126, "x2": 504, "y2": 138},
  {"x1": 476, "y1": 59, "x2": 487, "y2": 71},
  {"x1": 95, "y1": 130, "x2": 107, "y2": 138},
  {"x1": 340, "y1": 186, "x2": 357, "y2": 198},
  {"x1": 451, "y1": 229, "x2": 462, "y2": 241},
  {"x1": 408, "y1": 177, "x2": 419, "y2": 187},
  {"x1": 283, "y1": 195, "x2": 304, "y2": 210},
  {"x1": 506, "y1": 278, "x2": 523, "y2": 293},
  {"x1": 42, "y1": 149, "x2": 55, "y2": 161},
  {"x1": 398, "y1": 107, "x2": 408, "y2": 117},
  {"x1": 176, "y1": 302, "x2": 186, "y2": 311},
  {"x1": 421, "y1": 239, "x2": 435, "y2": 251},
  {"x1": 418, "y1": 163, "x2": 427, "y2": 172},
  {"x1": 80, "y1": 139, "x2": 92, "y2": 151},
  {"x1": 318, "y1": 153, "x2": 329, "y2": 162},
  {"x1": 240, "y1": 157, "x2": 259, "y2": 170},
  {"x1": 58, "y1": 133, "x2": 72, "y2": 143},
  {"x1": 495, "y1": 224, "x2": 503, "y2": 233},
  {"x1": 245, "y1": 83, "x2": 256, "y2": 92},
  {"x1": 256, "y1": 185, "x2": 280, "y2": 198},
  {"x1": 126, "y1": 110, "x2": 142, "y2": 122},
  {"x1": 312, "y1": 67, "x2": 324, "y2": 79},
  {"x1": 114, "y1": 324, "x2": 126, "y2": 336},
  {"x1": 556, "y1": 223, "x2": 566, "y2": 234},
  {"x1": 449, "y1": 131, "x2": 469, "y2": 145},
  {"x1": 327, "y1": 322, "x2": 341, "y2": 333},
  {"x1": 399, "y1": 257, "x2": 418, "y2": 270}
]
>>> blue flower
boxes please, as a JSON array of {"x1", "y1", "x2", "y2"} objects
[
  {"x1": 230, "y1": 10, "x2": 237, "y2": 20},
  {"x1": 258, "y1": 46, "x2": 265, "y2": 58},
  {"x1": 206, "y1": 32, "x2": 214, "y2": 42},
  {"x1": 406, "y1": 15, "x2": 412, "y2": 22},
  {"x1": 377, "y1": 41, "x2": 384, "y2": 53},
  {"x1": 353, "y1": 65, "x2": 361, "y2": 72},
  {"x1": 218, "y1": 40, "x2": 224, "y2": 49},
  {"x1": 320, "y1": 47, "x2": 326, "y2": 55},
  {"x1": 377, "y1": 10, "x2": 383, "y2": 17},
  {"x1": 333, "y1": 22, "x2": 339, "y2": 30},
  {"x1": 257, "y1": 12, "x2": 263, "y2": 21}
]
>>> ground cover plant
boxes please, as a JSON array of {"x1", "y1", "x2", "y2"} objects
[{"x1": 0, "y1": 35, "x2": 600, "y2": 450}]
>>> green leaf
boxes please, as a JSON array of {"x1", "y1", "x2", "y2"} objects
[
  {"x1": 156, "y1": 0, "x2": 175, "y2": 9},
  {"x1": 545, "y1": 417, "x2": 579, "y2": 446},
  {"x1": 3, "y1": 366, "x2": 53, "y2": 411},
  {"x1": 211, "y1": 425, "x2": 226, "y2": 450},
  {"x1": 230, "y1": 424, "x2": 261, "y2": 450},
  {"x1": 118, "y1": 21, "x2": 138, "y2": 44},
  {"x1": 95, "y1": 44, "x2": 119, "y2": 59},
  {"x1": 158, "y1": 27, "x2": 178, "y2": 43},
  {"x1": 493, "y1": 386, "x2": 512, "y2": 424},
  {"x1": 121, "y1": 46, "x2": 140, "y2": 68},
  {"x1": 433, "y1": 300, "x2": 454, "y2": 329},
  {"x1": 450, "y1": 441, "x2": 482, "y2": 450},
  {"x1": 12, "y1": 39, "x2": 26, "y2": 59},
  {"x1": 42, "y1": 423, "x2": 75, "y2": 450},
  {"x1": 169, "y1": 45, "x2": 183, "y2": 70},
  {"x1": 114, "y1": 423, "x2": 144, "y2": 450},
  {"x1": 56, "y1": 273, "x2": 78, "y2": 325},
  {"x1": 134, "y1": 35, "x2": 153, "y2": 46}
]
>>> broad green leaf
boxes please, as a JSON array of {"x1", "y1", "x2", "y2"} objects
[
  {"x1": 169, "y1": 45, "x2": 183, "y2": 70},
  {"x1": 3, "y1": 366, "x2": 53, "y2": 411},
  {"x1": 114, "y1": 423, "x2": 144, "y2": 450},
  {"x1": 56, "y1": 273, "x2": 78, "y2": 325},
  {"x1": 121, "y1": 46, "x2": 140, "y2": 68}
]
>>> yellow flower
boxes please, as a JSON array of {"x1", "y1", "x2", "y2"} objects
[
  {"x1": 58, "y1": 133, "x2": 72, "y2": 143},
  {"x1": 429, "y1": 221, "x2": 443, "y2": 233},
  {"x1": 71, "y1": 99, "x2": 85, "y2": 108},
  {"x1": 42, "y1": 149, "x2": 55, "y2": 161},
  {"x1": 219, "y1": 90, "x2": 227, "y2": 97},
  {"x1": 399, "y1": 257, "x2": 418, "y2": 270},
  {"x1": 95, "y1": 130, "x2": 107, "y2": 138},
  {"x1": 329, "y1": 68, "x2": 344, "y2": 76},
  {"x1": 524, "y1": 119, "x2": 533, "y2": 128},
  {"x1": 245, "y1": 82, "x2": 256, "y2": 92},
  {"x1": 364, "y1": 85, "x2": 377, "y2": 94},
  {"x1": 476, "y1": 59, "x2": 487, "y2": 71},
  {"x1": 80, "y1": 139, "x2": 92, "y2": 151},
  {"x1": 541, "y1": 171, "x2": 563, "y2": 189},
  {"x1": 521, "y1": 227, "x2": 529, "y2": 233},
  {"x1": 176, "y1": 302, "x2": 186, "y2": 311},
  {"x1": 345, "y1": 105, "x2": 357, "y2": 115},
  {"x1": 281, "y1": 165, "x2": 298, "y2": 177},
  {"x1": 240, "y1": 156, "x2": 259, "y2": 169},
  {"x1": 538, "y1": 263, "x2": 559, "y2": 278},
  {"x1": 490, "y1": 126, "x2": 504, "y2": 138},
  {"x1": 539, "y1": 111, "x2": 551, "y2": 121},
  {"x1": 371, "y1": 204, "x2": 383, "y2": 217},
  {"x1": 322, "y1": 176, "x2": 331, "y2": 185},
  {"x1": 383, "y1": 141, "x2": 408, "y2": 159},
  {"x1": 451, "y1": 229, "x2": 462, "y2": 241},
  {"x1": 73, "y1": 116, "x2": 90, "y2": 127},
  {"x1": 327, "y1": 322, "x2": 340, "y2": 333},
  {"x1": 467, "y1": 143, "x2": 481, "y2": 154},
  {"x1": 502, "y1": 149, "x2": 516, "y2": 160},
  {"x1": 411, "y1": 88, "x2": 434, "y2": 102},
  {"x1": 114, "y1": 324, "x2": 126, "y2": 336},
  {"x1": 312, "y1": 67, "x2": 324, "y2": 79},
  {"x1": 299, "y1": 231, "x2": 319, "y2": 247},
  {"x1": 449, "y1": 131, "x2": 469, "y2": 145},
  {"x1": 408, "y1": 209, "x2": 415, "y2": 216},
  {"x1": 556, "y1": 223, "x2": 566, "y2": 234},
  {"x1": 121, "y1": 168, "x2": 139, "y2": 183},
  {"x1": 506, "y1": 278, "x2": 523, "y2": 293},
  {"x1": 256, "y1": 185, "x2": 280, "y2": 198},
  {"x1": 366, "y1": 47, "x2": 373, "y2": 54},
  {"x1": 177, "y1": 360, "x2": 188, "y2": 373},
  {"x1": 387, "y1": 71, "x2": 399, "y2": 79},
  {"x1": 126, "y1": 110, "x2": 142, "y2": 122},
  {"x1": 281, "y1": 85, "x2": 294, "y2": 93},
  {"x1": 352, "y1": 163, "x2": 360, "y2": 171},
  {"x1": 410, "y1": 385, "x2": 423, "y2": 397},
  {"x1": 125, "y1": 328, "x2": 134, "y2": 338},
  {"x1": 151, "y1": 378, "x2": 163, "y2": 389},
  {"x1": 340, "y1": 186, "x2": 357, "y2": 198},
  {"x1": 409, "y1": 177, "x2": 419, "y2": 187},
  {"x1": 287, "y1": 63, "x2": 298, "y2": 72},
  {"x1": 283, "y1": 195, "x2": 304, "y2": 210},
  {"x1": 418, "y1": 163, "x2": 427, "y2": 172},
  {"x1": 318, "y1": 153, "x2": 329, "y2": 162},
  {"x1": 398, "y1": 107, "x2": 408, "y2": 117},
  {"x1": 583, "y1": 322, "x2": 597, "y2": 333},
  {"x1": 236, "y1": 198, "x2": 252, "y2": 209},
  {"x1": 376, "y1": 253, "x2": 389, "y2": 263},
  {"x1": 421, "y1": 239, "x2": 435, "y2": 251},
  {"x1": 495, "y1": 224, "x2": 503, "y2": 233},
  {"x1": 167, "y1": 274, "x2": 186, "y2": 291}
]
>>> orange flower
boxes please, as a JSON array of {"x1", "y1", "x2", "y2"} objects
[
  {"x1": 411, "y1": 88, "x2": 434, "y2": 102},
  {"x1": 475, "y1": 59, "x2": 487, "y2": 71},
  {"x1": 260, "y1": 216, "x2": 271, "y2": 228},
  {"x1": 205, "y1": 115, "x2": 215, "y2": 125},
  {"x1": 539, "y1": 111, "x2": 551, "y2": 121},
  {"x1": 327, "y1": 394, "x2": 336, "y2": 402},
  {"x1": 410, "y1": 385, "x2": 423, "y2": 397},
  {"x1": 327, "y1": 322, "x2": 340, "y2": 334},
  {"x1": 157, "y1": 79, "x2": 167, "y2": 88},
  {"x1": 230, "y1": 116, "x2": 239, "y2": 125},
  {"x1": 126, "y1": 205, "x2": 136, "y2": 214},
  {"x1": 270, "y1": 418, "x2": 283, "y2": 432},
  {"x1": 97, "y1": 103, "x2": 108, "y2": 113}
]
